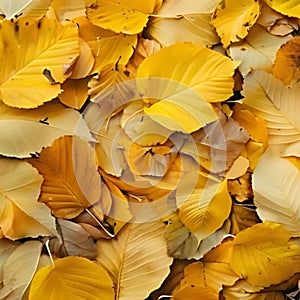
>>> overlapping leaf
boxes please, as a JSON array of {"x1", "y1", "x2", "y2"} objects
[
  {"x1": 211, "y1": 0, "x2": 260, "y2": 48},
  {"x1": 265, "y1": 0, "x2": 300, "y2": 18},
  {"x1": 0, "y1": 101, "x2": 93, "y2": 158},
  {"x1": 243, "y1": 70, "x2": 300, "y2": 145},
  {"x1": 29, "y1": 136, "x2": 101, "y2": 219},
  {"x1": 85, "y1": 0, "x2": 156, "y2": 34},
  {"x1": 0, "y1": 15, "x2": 79, "y2": 108},
  {"x1": 0, "y1": 158, "x2": 57, "y2": 240},
  {"x1": 97, "y1": 221, "x2": 173, "y2": 300},
  {"x1": 253, "y1": 149, "x2": 300, "y2": 235},
  {"x1": 0, "y1": 241, "x2": 42, "y2": 299},
  {"x1": 29, "y1": 256, "x2": 115, "y2": 300}
]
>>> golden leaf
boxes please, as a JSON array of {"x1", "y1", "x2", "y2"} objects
[
  {"x1": 265, "y1": 0, "x2": 300, "y2": 18},
  {"x1": 28, "y1": 136, "x2": 101, "y2": 219},
  {"x1": 29, "y1": 256, "x2": 115, "y2": 300},
  {"x1": 211, "y1": 0, "x2": 260, "y2": 48},
  {"x1": 0, "y1": 16, "x2": 79, "y2": 108},
  {"x1": 273, "y1": 36, "x2": 300, "y2": 87},
  {"x1": 0, "y1": 100, "x2": 93, "y2": 158},
  {"x1": 74, "y1": 16, "x2": 137, "y2": 73},
  {"x1": 85, "y1": 0, "x2": 157, "y2": 34},
  {"x1": 230, "y1": 222, "x2": 300, "y2": 287},
  {"x1": 97, "y1": 221, "x2": 173, "y2": 299},
  {"x1": 0, "y1": 159, "x2": 56, "y2": 240}
]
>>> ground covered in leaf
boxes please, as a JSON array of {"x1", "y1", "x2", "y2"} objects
[{"x1": 0, "y1": 0, "x2": 300, "y2": 299}]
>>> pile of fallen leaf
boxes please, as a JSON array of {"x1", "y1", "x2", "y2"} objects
[{"x1": 0, "y1": 0, "x2": 300, "y2": 299}]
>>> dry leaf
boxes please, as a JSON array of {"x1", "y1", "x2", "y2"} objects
[
  {"x1": 0, "y1": 241, "x2": 42, "y2": 299},
  {"x1": 0, "y1": 100, "x2": 93, "y2": 158},
  {"x1": 230, "y1": 222, "x2": 300, "y2": 287},
  {"x1": 273, "y1": 36, "x2": 300, "y2": 86},
  {"x1": 253, "y1": 149, "x2": 300, "y2": 235},
  {"x1": 147, "y1": 14, "x2": 219, "y2": 48},
  {"x1": 0, "y1": 15, "x2": 79, "y2": 108},
  {"x1": 29, "y1": 256, "x2": 115, "y2": 300},
  {"x1": 211, "y1": 0, "x2": 260, "y2": 48},
  {"x1": 228, "y1": 24, "x2": 292, "y2": 76},
  {"x1": 85, "y1": 0, "x2": 156, "y2": 34},
  {"x1": 0, "y1": 158, "x2": 57, "y2": 240},
  {"x1": 97, "y1": 221, "x2": 173, "y2": 300},
  {"x1": 28, "y1": 136, "x2": 101, "y2": 219}
]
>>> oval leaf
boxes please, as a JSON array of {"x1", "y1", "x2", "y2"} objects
[
  {"x1": 0, "y1": 15, "x2": 79, "y2": 108},
  {"x1": 29, "y1": 256, "x2": 115, "y2": 300},
  {"x1": 97, "y1": 221, "x2": 173, "y2": 300}
]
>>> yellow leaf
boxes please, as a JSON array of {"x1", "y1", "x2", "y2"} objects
[
  {"x1": 229, "y1": 24, "x2": 292, "y2": 76},
  {"x1": 253, "y1": 149, "x2": 300, "y2": 235},
  {"x1": 20, "y1": 0, "x2": 52, "y2": 18},
  {"x1": 29, "y1": 256, "x2": 115, "y2": 300},
  {"x1": 156, "y1": 0, "x2": 220, "y2": 16},
  {"x1": 147, "y1": 14, "x2": 219, "y2": 47},
  {"x1": 233, "y1": 104, "x2": 268, "y2": 147},
  {"x1": 97, "y1": 221, "x2": 173, "y2": 300},
  {"x1": 265, "y1": 0, "x2": 300, "y2": 18},
  {"x1": 85, "y1": 0, "x2": 156, "y2": 34},
  {"x1": 228, "y1": 173, "x2": 254, "y2": 204},
  {"x1": 0, "y1": 241, "x2": 42, "y2": 299},
  {"x1": 0, "y1": 16, "x2": 79, "y2": 108},
  {"x1": 0, "y1": 159, "x2": 56, "y2": 240},
  {"x1": 70, "y1": 38, "x2": 94, "y2": 79},
  {"x1": 211, "y1": 0, "x2": 261, "y2": 48},
  {"x1": 243, "y1": 70, "x2": 300, "y2": 145},
  {"x1": 273, "y1": 36, "x2": 300, "y2": 87},
  {"x1": 137, "y1": 42, "x2": 238, "y2": 103},
  {"x1": 59, "y1": 77, "x2": 90, "y2": 109},
  {"x1": 230, "y1": 222, "x2": 300, "y2": 287},
  {"x1": 28, "y1": 136, "x2": 101, "y2": 219},
  {"x1": 0, "y1": 100, "x2": 93, "y2": 158},
  {"x1": 173, "y1": 242, "x2": 238, "y2": 299},
  {"x1": 177, "y1": 173, "x2": 232, "y2": 238},
  {"x1": 74, "y1": 16, "x2": 137, "y2": 73},
  {"x1": 88, "y1": 63, "x2": 133, "y2": 100}
]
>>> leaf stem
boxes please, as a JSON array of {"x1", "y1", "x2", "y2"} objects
[{"x1": 45, "y1": 239, "x2": 55, "y2": 267}]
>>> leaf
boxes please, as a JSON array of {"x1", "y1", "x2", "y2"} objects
[
  {"x1": 51, "y1": 0, "x2": 85, "y2": 21},
  {"x1": 0, "y1": 0, "x2": 33, "y2": 19},
  {"x1": 96, "y1": 221, "x2": 173, "y2": 300},
  {"x1": 50, "y1": 219, "x2": 98, "y2": 259},
  {"x1": 0, "y1": 239, "x2": 20, "y2": 283},
  {"x1": 0, "y1": 15, "x2": 79, "y2": 108},
  {"x1": 85, "y1": 0, "x2": 156, "y2": 34},
  {"x1": 265, "y1": 0, "x2": 300, "y2": 18},
  {"x1": 137, "y1": 42, "x2": 238, "y2": 103},
  {"x1": 177, "y1": 172, "x2": 232, "y2": 239},
  {"x1": 19, "y1": 0, "x2": 52, "y2": 18},
  {"x1": 273, "y1": 36, "x2": 300, "y2": 87},
  {"x1": 29, "y1": 256, "x2": 115, "y2": 300},
  {"x1": 59, "y1": 76, "x2": 90, "y2": 109},
  {"x1": 230, "y1": 222, "x2": 300, "y2": 287},
  {"x1": 88, "y1": 63, "x2": 133, "y2": 100},
  {"x1": 243, "y1": 70, "x2": 300, "y2": 145},
  {"x1": 28, "y1": 136, "x2": 101, "y2": 219},
  {"x1": 156, "y1": 0, "x2": 220, "y2": 16},
  {"x1": 211, "y1": 0, "x2": 261, "y2": 48},
  {"x1": 0, "y1": 158, "x2": 57, "y2": 240},
  {"x1": 253, "y1": 149, "x2": 300, "y2": 235},
  {"x1": 147, "y1": 14, "x2": 219, "y2": 48},
  {"x1": 172, "y1": 242, "x2": 239, "y2": 300},
  {"x1": 70, "y1": 38, "x2": 94, "y2": 79},
  {"x1": 228, "y1": 24, "x2": 292, "y2": 76},
  {"x1": 0, "y1": 241, "x2": 42, "y2": 300},
  {"x1": 165, "y1": 214, "x2": 230, "y2": 259},
  {"x1": 75, "y1": 16, "x2": 137, "y2": 73},
  {"x1": 0, "y1": 100, "x2": 93, "y2": 158},
  {"x1": 222, "y1": 279, "x2": 284, "y2": 300}
]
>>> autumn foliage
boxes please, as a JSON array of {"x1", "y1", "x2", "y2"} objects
[{"x1": 0, "y1": 0, "x2": 300, "y2": 299}]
